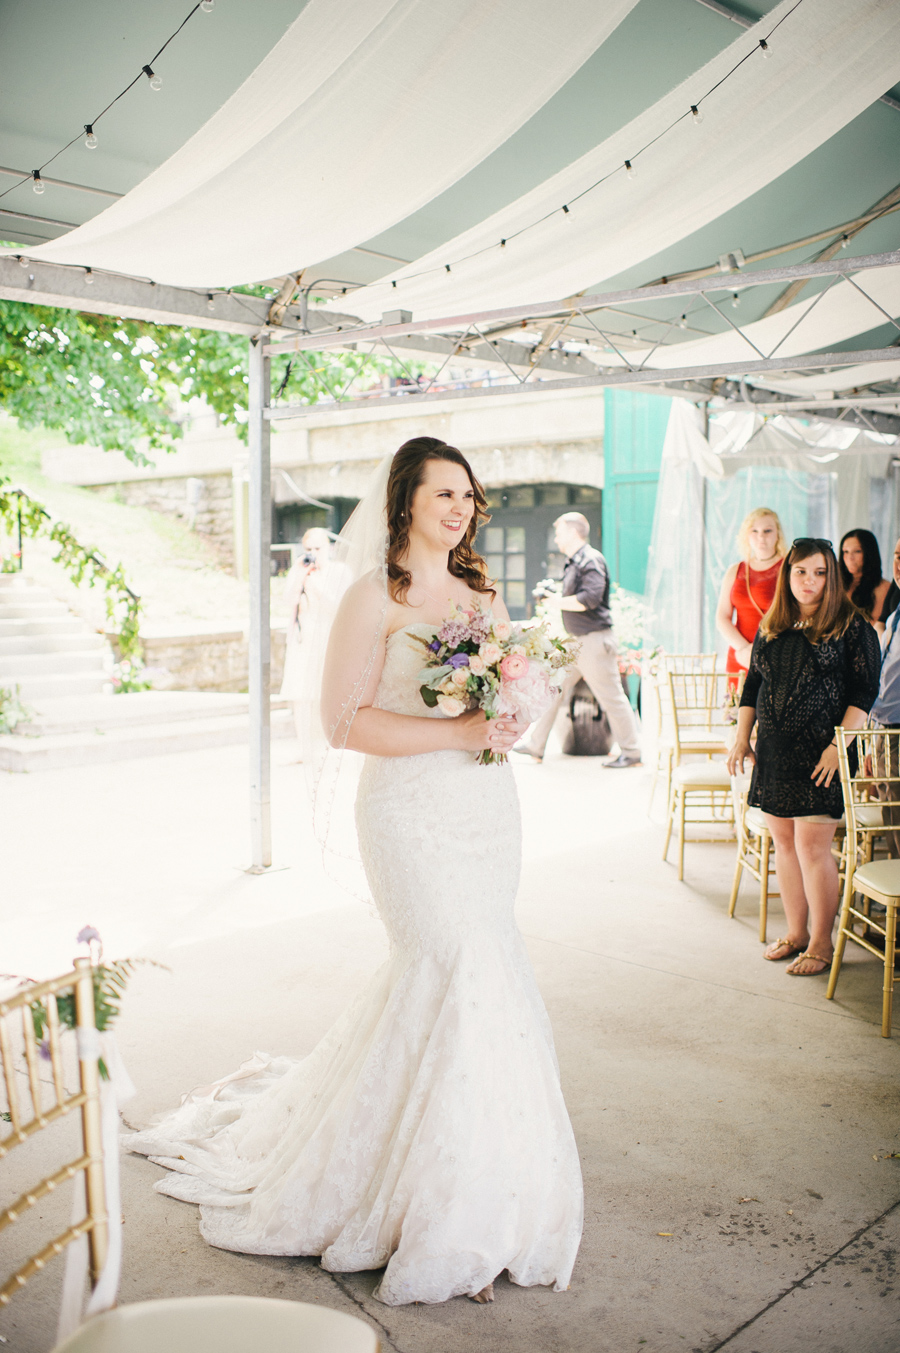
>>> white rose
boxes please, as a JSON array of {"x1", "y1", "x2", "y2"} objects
[
  {"x1": 468, "y1": 654, "x2": 486, "y2": 675},
  {"x1": 479, "y1": 642, "x2": 502, "y2": 665},
  {"x1": 493, "y1": 620, "x2": 511, "y2": 641},
  {"x1": 511, "y1": 644, "x2": 526, "y2": 657},
  {"x1": 437, "y1": 694, "x2": 465, "y2": 717},
  {"x1": 451, "y1": 669, "x2": 469, "y2": 687}
]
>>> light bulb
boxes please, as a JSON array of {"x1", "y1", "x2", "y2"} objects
[
  {"x1": 32, "y1": 170, "x2": 44, "y2": 195},
  {"x1": 84, "y1": 124, "x2": 97, "y2": 150},
  {"x1": 759, "y1": 39, "x2": 771, "y2": 58},
  {"x1": 690, "y1": 104, "x2": 703, "y2": 126},
  {"x1": 200, "y1": 0, "x2": 214, "y2": 10},
  {"x1": 84, "y1": 268, "x2": 94, "y2": 285},
  {"x1": 207, "y1": 293, "x2": 215, "y2": 311},
  {"x1": 678, "y1": 314, "x2": 688, "y2": 330},
  {"x1": 840, "y1": 234, "x2": 849, "y2": 249},
  {"x1": 17, "y1": 255, "x2": 29, "y2": 269},
  {"x1": 624, "y1": 159, "x2": 636, "y2": 181},
  {"x1": 731, "y1": 293, "x2": 740, "y2": 309},
  {"x1": 143, "y1": 64, "x2": 162, "y2": 91}
]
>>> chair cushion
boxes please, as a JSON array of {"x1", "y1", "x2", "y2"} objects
[
  {"x1": 852, "y1": 859, "x2": 900, "y2": 901},
  {"x1": 856, "y1": 803, "x2": 885, "y2": 828},
  {"x1": 672, "y1": 762, "x2": 732, "y2": 788},
  {"x1": 745, "y1": 806, "x2": 769, "y2": 834}
]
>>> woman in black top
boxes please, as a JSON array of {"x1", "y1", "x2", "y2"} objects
[{"x1": 728, "y1": 539, "x2": 881, "y2": 976}]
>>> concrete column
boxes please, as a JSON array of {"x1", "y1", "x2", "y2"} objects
[{"x1": 247, "y1": 338, "x2": 271, "y2": 870}]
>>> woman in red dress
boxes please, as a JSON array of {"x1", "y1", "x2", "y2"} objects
[{"x1": 716, "y1": 508, "x2": 786, "y2": 682}]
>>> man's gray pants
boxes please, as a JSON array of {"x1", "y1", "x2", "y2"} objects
[{"x1": 527, "y1": 629, "x2": 641, "y2": 759}]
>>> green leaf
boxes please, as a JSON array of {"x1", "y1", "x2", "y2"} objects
[{"x1": 420, "y1": 685, "x2": 439, "y2": 708}]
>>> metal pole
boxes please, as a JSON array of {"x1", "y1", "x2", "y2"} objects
[
  {"x1": 248, "y1": 337, "x2": 271, "y2": 870},
  {"x1": 698, "y1": 401, "x2": 709, "y2": 652}
]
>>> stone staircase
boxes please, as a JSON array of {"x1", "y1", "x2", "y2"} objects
[
  {"x1": 0, "y1": 574, "x2": 108, "y2": 699},
  {"x1": 0, "y1": 575, "x2": 293, "y2": 771}
]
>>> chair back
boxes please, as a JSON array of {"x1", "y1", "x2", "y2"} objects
[
  {"x1": 0, "y1": 958, "x2": 108, "y2": 1308},
  {"x1": 836, "y1": 725, "x2": 900, "y2": 865},
  {"x1": 667, "y1": 671, "x2": 731, "y2": 750}
]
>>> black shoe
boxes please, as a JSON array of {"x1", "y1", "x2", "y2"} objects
[{"x1": 603, "y1": 754, "x2": 642, "y2": 768}]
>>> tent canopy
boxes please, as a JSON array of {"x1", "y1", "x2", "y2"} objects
[{"x1": 2, "y1": 0, "x2": 900, "y2": 404}]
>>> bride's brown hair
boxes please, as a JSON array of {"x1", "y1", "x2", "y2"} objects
[{"x1": 386, "y1": 436, "x2": 494, "y2": 603}]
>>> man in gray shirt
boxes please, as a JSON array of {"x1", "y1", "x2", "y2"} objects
[{"x1": 514, "y1": 512, "x2": 642, "y2": 767}]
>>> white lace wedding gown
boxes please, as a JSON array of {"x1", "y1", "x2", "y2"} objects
[{"x1": 125, "y1": 624, "x2": 584, "y2": 1305}]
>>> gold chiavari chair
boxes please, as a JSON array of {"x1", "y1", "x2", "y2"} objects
[
  {"x1": 0, "y1": 958, "x2": 108, "y2": 1309},
  {"x1": 728, "y1": 787, "x2": 779, "y2": 942},
  {"x1": 829, "y1": 726, "x2": 900, "y2": 1037},
  {"x1": 662, "y1": 671, "x2": 734, "y2": 881},
  {"x1": 648, "y1": 653, "x2": 720, "y2": 814}
]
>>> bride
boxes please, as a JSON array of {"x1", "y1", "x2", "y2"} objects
[{"x1": 125, "y1": 436, "x2": 584, "y2": 1306}]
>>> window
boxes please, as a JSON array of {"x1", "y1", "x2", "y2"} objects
[{"x1": 482, "y1": 524, "x2": 529, "y2": 610}]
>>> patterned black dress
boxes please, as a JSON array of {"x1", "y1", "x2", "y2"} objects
[{"x1": 740, "y1": 615, "x2": 881, "y2": 819}]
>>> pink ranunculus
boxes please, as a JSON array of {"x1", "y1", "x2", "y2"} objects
[
  {"x1": 498, "y1": 663, "x2": 554, "y2": 721},
  {"x1": 499, "y1": 652, "x2": 529, "y2": 680},
  {"x1": 437, "y1": 694, "x2": 466, "y2": 717},
  {"x1": 479, "y1": 642, "x2": 502, "y2": 665},
  {"x1": 493, "y1": 619, "x2": 511, "y2": 641}
]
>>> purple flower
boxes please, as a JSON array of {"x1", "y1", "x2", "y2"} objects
[
  {"x1": 429, "y1": 639, "x2": 441, "y2": 652},
  {"x1": 39, "y1": 1039, "x2": 51, "y2": 1062},
  {"x1": 76, "y1": 925, "x2": 101, "y2": 946},
  {"x1": 447, "y1": 653, "x2": 470, "y2": 668}
]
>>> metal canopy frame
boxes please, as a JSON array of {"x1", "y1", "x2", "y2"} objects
[
  {"x1": 260, "y1": 250, "x2": 900, "y2": 433},
  {"x1": 3, "y1": 250, "x2": 900, "y2": 868}
]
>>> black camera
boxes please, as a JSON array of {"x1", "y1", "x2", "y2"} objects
[{"x1": 301, "y1": 551, "x2": 317, "y2": 566}]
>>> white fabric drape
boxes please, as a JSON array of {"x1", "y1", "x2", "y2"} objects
[
  {"x1": 348, "y1": 0, "x2": 900, "y2": 323},
  {"x1": 15, "y1": 0, "x2": 638, "y2": 288}
]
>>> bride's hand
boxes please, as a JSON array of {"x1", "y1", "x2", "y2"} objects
[{"x1": 455, "y1": 710, "x2": 524, "y2": 753}]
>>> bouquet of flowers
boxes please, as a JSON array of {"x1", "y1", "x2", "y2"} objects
[{"x1": 416, "y1": 602, "x2": 577, "y2": 764}]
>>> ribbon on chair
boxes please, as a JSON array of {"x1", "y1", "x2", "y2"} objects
[{"x1": 56, "y1": 1032, "x2": 137, "y2": 1345}]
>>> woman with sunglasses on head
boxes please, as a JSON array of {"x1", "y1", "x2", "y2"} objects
[
  {"x1": 839, "y1": 528, "x2": 890, "y2": 631},
  {"x1": 727, "y1": 539, "x2": 881, "y2": 976}
]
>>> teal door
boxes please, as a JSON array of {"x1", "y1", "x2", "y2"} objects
[{"x1": 602, "y1": 390, "x2": 670, "y2": 594}]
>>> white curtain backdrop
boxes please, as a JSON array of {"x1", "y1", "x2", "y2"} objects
[
  {"x1": 11, "y1": 0, "x2": 638, "y2": 288},
  {"x1": 348, "y1": 0, "x2": 900, "y2": 323}
]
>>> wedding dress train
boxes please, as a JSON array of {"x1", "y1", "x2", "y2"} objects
[{"x1": 125, "y1": 625, "x2": 583, "y2": 1305}]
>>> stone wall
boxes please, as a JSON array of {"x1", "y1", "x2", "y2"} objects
[
  {"x1": 92, "y1": 474, "x2": 234, "y2": 564},
  {"x1": 111, "y1": 627, "x2": 286, "y2": 693}
]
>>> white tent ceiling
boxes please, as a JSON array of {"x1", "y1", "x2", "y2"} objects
[
  {"x1": 346, "y1": 0, "x2": 900, "y2": 321},
  {"x1": 10, "y1": 0, "x2": 638, "y2": 288}
]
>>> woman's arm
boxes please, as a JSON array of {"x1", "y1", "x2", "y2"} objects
[
  {"x1": 321, "y1": 580, "x2": 520, "y2": 757},
  {"x1": 811, "y1": 706, "x2": 868, "y2": 787},
  {"x1": 872, "y1": 577, "x2": 890, "y2": 625},
  {"x1": 715, "y1": 565, "x2": 751, "y2": 664},
  {"x1": 726, "y1": 705, "x2": 757, "y2": 776}
]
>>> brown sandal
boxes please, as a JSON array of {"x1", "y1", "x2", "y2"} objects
[
  {"x1": 786, "y1": 951, "x2": 832, "y2": 976},
  {"x1": 764, "y1": 937, "x2": 805, "y2": 962}
]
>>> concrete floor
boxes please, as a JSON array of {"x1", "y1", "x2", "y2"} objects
[{"x1": 1, "y1": 740, "x2": 898, "y2": 1352}]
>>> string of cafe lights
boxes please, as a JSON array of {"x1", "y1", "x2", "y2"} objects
[
  {"x1": 380, "y1": 0, "x2": 806, "y2": 295},
  {"x1": 0, "y1": 1, "x2": 214, "y2": 205}
]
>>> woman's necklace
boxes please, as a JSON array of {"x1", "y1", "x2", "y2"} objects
[{"x1": 411, "y1": 578, "x2": 456, "y2": 610}]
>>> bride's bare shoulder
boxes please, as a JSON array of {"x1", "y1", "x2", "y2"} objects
[{"x1": 335, "y1": 572, "x2": 390, "y2": 630}]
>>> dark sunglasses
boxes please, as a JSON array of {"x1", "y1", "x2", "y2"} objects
[{"x1": 791, "y1": 537, "x2": 833, "y2": 552}]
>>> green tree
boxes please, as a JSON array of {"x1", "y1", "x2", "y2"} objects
[{"x1": 0, "y1": 289, "x2": 429, "y2": 464}]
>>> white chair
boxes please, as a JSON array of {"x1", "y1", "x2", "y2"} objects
[{"x1": 52, "y1": 1295, "x2": 380, "y2": 1353}]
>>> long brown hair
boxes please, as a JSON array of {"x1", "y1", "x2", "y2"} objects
[
  {"x1": 385, "y1": 436, "x2": 494, "y2": 603},
  {"x1": 760, "y1": 538, "x2": 857, "y2": 644}
]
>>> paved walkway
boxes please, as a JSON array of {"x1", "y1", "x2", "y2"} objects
[{"x1": 1, "y1": 742, "x2": 898, "y2": 1352}]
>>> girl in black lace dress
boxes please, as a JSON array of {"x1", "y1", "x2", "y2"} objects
[{"x1": 727, "y1": 539, "x2": 880, "y2": 977}]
